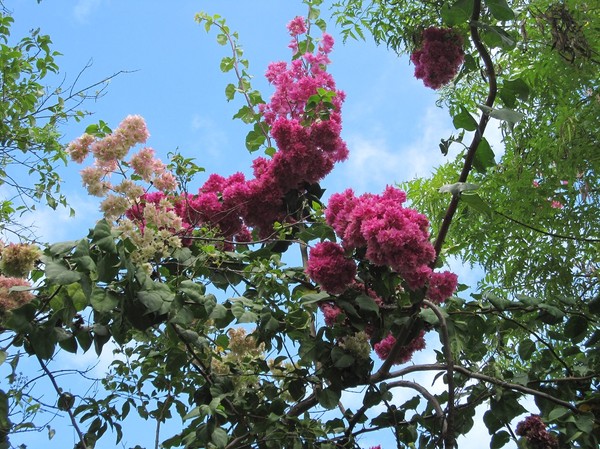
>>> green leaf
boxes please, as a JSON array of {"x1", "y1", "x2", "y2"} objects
[
  {"x1": 316, "y1": 388, "x2": 340, "y2": 410},
  {"x1": 211, "y1": 427, "x2": 228, "y2": 449},
  {"x1": 441, "y1": 0, "x2": 473, "y2": 26},
  {"x1": 47, "y1": 240, "x2": 78, "y2": 257},
  {"x1": 461, "y1": 193, "x2": 493, "y2": 218},
  {"x1": 453, "y1": 106, "x2": 478, "y2": 131},
  {"x1": 518, "y1": 339, "x2": 536, "y2": 360},
  {"x1": 91, "y1": 219, "x2": 117, "y2": 254},
  {"x1": 225, "y1": 83, "x2": 236, "y2": 101},
  {"x1": 179, "y1": 280, "x2": 206, "y2": 303},
  {"x1": 0, "y1": 351, "x2": 6, "y2": 366},
  {"x1": 483, "y1": 292, "x2": 512, "y2": 310},
  {"x1": 44, "y1": 259, "x2": 81, "y2": 285},
  {"x1": 91, "y1": 288, "x2": 119, "y2": 313},
  {"x1": 301, "y1": 291, "x2": 330, "y2": 304},
  {"x1": 331, "y1": 347, "x2": 355, "y2": 369},
  {"x1": 138, "y1": 282, "x2": 174, "y2": 315},
  {"x1": 484, "y1": 0, "x2": 515, "y2": 21},
  {"x1": 355, "y1": 294, "x2": 379, "y2": 314},
  {"x1": 490, "y1": 430, "x2": 511, "y2": 449},
  {"x1": 564, "y1": 316, "x2": 588, "y2": 343},
  {"x1": 473, "y1": 137, "x2": 496, "y2": 173}
]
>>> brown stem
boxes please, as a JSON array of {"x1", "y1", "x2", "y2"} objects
[
  {"x1": 423, "y1": 299, "x2": 453, "y2": 444},
  {"x1": 35, "y1": 354, "x2": 88, "y2": 449},
  {"x1": 432, "y1": 0, "x2": 498, "y2": 264}
]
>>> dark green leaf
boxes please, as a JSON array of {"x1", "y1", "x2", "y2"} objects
[
  {"x1": 44, "y1": 260, "x2": 81, "y2": 285},
  {"x1": 453, "y1": 106, "x2": 478, "y2": 131},
  {"x1": 461, "y1": 193, "x2": 493, "y2": 217},
  {"x1": 473, "y1": 138, "x2": 496, "y2": 173},
  {"x1": 490, "y1": 430, "x2": 511, "y2": 449},
  {"x1": 485, "y1": 0, "x2": 515, "y2": 21},
  {"x1": 441, "y1": 0, "x2": 474, "y2": 26},
  {"x1": 518, "y1": 339, "x2": 535, "y2": 360},
  {"x1": 564, "y1": 316, "x2": 587, "y2": 343},
  {"x1": 316, "y1": 388, "x2": 340, "y2": 410},
  {"x1": 91, "y1": 288, "x2": 119, "y2": 313}
]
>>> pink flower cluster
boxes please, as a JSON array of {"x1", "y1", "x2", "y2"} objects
[
  {"x1": 118, "y1": 19, "x2": 349, "y2": 243},
  {"x1": 373, "y1": 331, "x2": 426, "y2": 365},
  {"x1": 68, "y1": 115, "x2": 177, "y2": 203},
  {"x1": 324, "y1": 186, "x2": 457, "y2": 298},
  {"x1": 516, "y1": 415, "x2": 558, "y2": 449},
  {"x1": 306, "y1": 242, "x2": 356, "y2": 294},
  {"x1": 410, "y1": 27, "x2": 464, "y2": 89},
  {"x1": 0, "y1": 276, "x2": 34, "y2": 313}
]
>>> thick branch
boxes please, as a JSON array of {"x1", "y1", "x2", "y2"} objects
[{"x1": 432, "y1": 0, "x2": 498, "y2": 263}]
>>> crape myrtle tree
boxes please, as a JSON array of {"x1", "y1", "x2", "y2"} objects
[{"x1": 0, "y1": 0, "x2": 598, "y2": 449}]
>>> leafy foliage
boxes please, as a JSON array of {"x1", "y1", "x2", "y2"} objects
[{"x1": 1, "y1": 1, "x2": 599, "y2": 449}]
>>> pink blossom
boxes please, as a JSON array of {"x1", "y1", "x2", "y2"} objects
[
  {"x1": 550, "y1": 200, "x2": 563, "y2": 209},
  {"x1": 532, "y1": 180, "x2": 540, "y2": 188},
  {"x1": 130, "y1": 147, "x2": 158, "y2": 182},
  {"x1": 306, "y1": 241, "x2": 356, "y2": 295},
  {"x1": 410, "y1": 27, "x2": 464, "y2": 89},
  {"x1": 560, "y1": 180, "x2": 569, "y2": 186},
  {"x1": 427, "y1": 271, "x2": 458, "y2": 304},
  {"x1": 153, "y1": 172, "x2": 178, "y2": 192},
  {"x1": 325, "y1": 186, "x2": 435, "y2": 287},
  {"x1": 116, "y1": 114, "x2": 150, "y2": 147},
  {"x1": 80, "y1": 166, "x2": 111, "y2": 197},
  {"x1": 320, "y1": 302, "x2": 343, "y2": 327},
  {"x1": 516, "y1": 415, "x2": 558, "y2": 449},
  {"x1": 0, "y1": 276, "x2": 34, "y2": 312},
  {"x1": 67, "y1": 133, "x2": 95, "y2": 163},
  {"x1": 374, "y1": 330, "x2": 426, "y2": 365},
  {"x1": 287, "y1": 16, "x2": 307, "y2": 36}
]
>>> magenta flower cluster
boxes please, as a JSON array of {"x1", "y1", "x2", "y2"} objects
[
  {"x1": 324, "y1": 186, "x2": 457, "y2": 296},
  {"x1": 410, "y1": 27, "x2": 464, "y2": 89},
  {"x1": 374, "y1": 331, "x2": 426, "y2": 365},
  {"x1": 69, "y1": 19, "x2": 348, "y2": 246},
  {"x1": 516, "y1": 415, "x2": 559, "y2": 449},
  {"x1": 306, "y1": 242, "x2": 356, "y2": 295},
  {"x1": 128, "y1": 20, "x2": 347, "y2": 240},
  {"x1": 305, "y1": 186, "x2": 458, "y2": 364}
]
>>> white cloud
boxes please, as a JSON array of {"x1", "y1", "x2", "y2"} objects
[
  {"x1": 73, "y1": 0, "x2": 103, "y2": 23},
  {"x1": 190, "y1": 114, "x2": 230, "y2": 159},
  {"x1": 329, "y1": 105, "x2": 454, "y2": 195},
  {"x1": 2, "y1": 193, "x2": 101, "y2": 244}
]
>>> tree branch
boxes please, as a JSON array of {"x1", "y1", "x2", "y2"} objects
[
  {"x1": 35, "y1": 354, "x2": 88, "y2": 449},
  {"x1": 432, "y1": 0, "x2": 498, "y2": 263}
]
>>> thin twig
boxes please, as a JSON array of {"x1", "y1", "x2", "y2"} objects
[{"x1": 35, "y1": 353, "x2": 88, "y2": 449}]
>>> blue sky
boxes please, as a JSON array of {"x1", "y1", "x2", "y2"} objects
[{"x1": 2, "y1": 1, "x2": 517, "y2": 448}]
